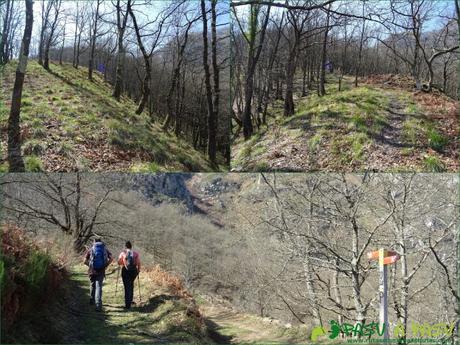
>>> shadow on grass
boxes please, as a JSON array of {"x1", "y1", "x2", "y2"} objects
[
  {"x1": 46, "y1": 68, "x2": 127, "y2": 118},
  {"x1": 284, "y1": 111, "x2": 342, "y2": 131},
  {"x1": 204, "y1": 319, "x2": 234, "y2": 344},
  {"x1": 0, "y1": 270, "x2": 112, "y2": 343}
]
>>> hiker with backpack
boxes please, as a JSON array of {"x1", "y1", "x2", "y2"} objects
[
  {"x1": 117, "y1": 241, "x2": 141, "y2": 309},
  {"x1": 84, "y1": 238, "x2": 113, "y2": 312}
]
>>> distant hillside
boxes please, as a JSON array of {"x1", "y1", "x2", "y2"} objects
[{"x1": 0, "y1": 61, "x2": 215, "y2": 172}]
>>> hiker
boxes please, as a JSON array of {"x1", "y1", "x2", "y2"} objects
[
  {"x1": 84, "y1": 238, "x2": 113, "y2": 312},
  {"x1": 117, "y1": 241, "x2": 141, "y2": 309}
]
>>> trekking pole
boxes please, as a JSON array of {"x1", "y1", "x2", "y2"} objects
[
  {"x1": 115, "y1": 266, "x2": 120, "y2": 298},
  {"x1": 137, "y1": 272, "x2": 142, "y2": 302}
]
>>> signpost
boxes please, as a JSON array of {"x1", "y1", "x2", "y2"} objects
[{"x1": 367, "y1": 248, "x2": 400, "y2": 340}]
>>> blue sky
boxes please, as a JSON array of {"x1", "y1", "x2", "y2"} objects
[{"x1": 232, "y1": 0, "x2": 456, "y2": 32}]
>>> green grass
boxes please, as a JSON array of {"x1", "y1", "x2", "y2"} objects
[
  {"x1": 0, "y1": 61, "x2": 215, "y2": 172},
  {"x1": 402, "y1": 118, "x2": 423, "y2": 145},
  {"x1": 130, "y1": 161, "x2": 161, "y2": 173},
  {"x1": 423, "y1": 155, "x2": 446, "y2": 172},
  {"x1": 404, "y1": 103, "x2": 418, "y2": 114},
  {"x1": 24, "y1": 155, "x2": 43, "y2": 172},
  {"x1": 427, "y1": 128, "x2": 448, "y2": 152},
  {"x1": 308, "y1": 133, "x2": 322, "y2": 151},
  {"x1": 331, "y1": 132, "x2": 369, "y2": 165},
  {"x1": 254, "y1": 161, "x2": 270, "y2": 171}
]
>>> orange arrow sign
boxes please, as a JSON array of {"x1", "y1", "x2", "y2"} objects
[
  {"x1": 367, "y1": 250, "x2": 400, "y2": 265},
  {"x1": 383, "y1": 255, "x2": 400, "y2": 265}
]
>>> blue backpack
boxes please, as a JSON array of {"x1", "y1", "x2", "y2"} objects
[{"x1": 91, "y1": 242, "x2": 108, "y2": 270}]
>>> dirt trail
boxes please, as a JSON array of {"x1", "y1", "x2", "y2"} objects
[
  {"x1": 201, "y1": 300, "x2": 308, "y2": 344},
  {"x1": 55, "y1": 265, "x2": 206, "y2": 344},
  {"x1": 55, "y1": 265, "x2": 308, "y2": 344},
  {"x1": 365, "y1": 91, "x2": 410, "y2": 170},
  {"x1": 380, "y1": 94, "x2": 406, "y2": 147}
]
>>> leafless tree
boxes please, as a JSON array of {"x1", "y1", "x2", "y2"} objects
[{"x1": 7, "y1": 0, "x2": 33, "y2": 172}]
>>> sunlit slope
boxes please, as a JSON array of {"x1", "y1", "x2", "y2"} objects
[
  {"x1": 0, "y1": 61, "x2": 213, "y2": 172},
  {"x1": 232, "y1": 75, "x2": 457, "y2": 172}
]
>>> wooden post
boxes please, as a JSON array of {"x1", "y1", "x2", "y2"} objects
[{"x1": 379, "y1": 248, "x2": 389, "y2": 340}]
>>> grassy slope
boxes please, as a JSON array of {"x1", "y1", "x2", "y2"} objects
[
  {"x1": 7, "y1": 263, "x2": 212, "y2": 344},
  {"x1": 232, "y1": 75, "x2": 458, "y2": 172},
  {"x1": 0, "y1": 61, "x2": 213, "y2": 172}
]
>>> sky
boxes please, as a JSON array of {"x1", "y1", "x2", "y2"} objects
[
  {"x1": 30, "y1": 0, "x2": 230, "y2": 55},
  {"x1": 232, "y1": 0, "x2": 456, "y2": 32}
]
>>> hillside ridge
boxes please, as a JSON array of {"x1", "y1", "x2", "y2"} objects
[{"x1": 232, "y1": 74, "x2": 458, "y2": 172}]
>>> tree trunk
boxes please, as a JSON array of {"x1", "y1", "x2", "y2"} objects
[
  {"x1": 318, "y1": 6, "x2": 330, "y2": 97},
  {"x1": 354, "y1": 1, "x2": 366, "y2": 87},
  {"x1": 201, "y1": 0, "x2": 217, "y2": 163},
  {"x1": 59, "y1": 18, "x2": 66, "y2": 65},
  {"x1": 333, "y1": 258, "x2": 344, "y2": 328},
  {"x1": 7, "y1": 0, "x2": 33, "y2": 172},
  {"x1": 164, "y1": 17, "x2": 194, "y2": 132},
  {"x1": 72, "y1": 3, "x2": 79, "y2": 68},
  {"x1": 241, "y1": 3, "x2": 271, "y2": 140},
  {"x1": 284, "y1": 45, "x2": 297, "y2": 116},
  {"x1": 38, "y1": 1, "x2": 46, "y2": 66},
  {"x1": 399, "y1": 236, "x2": 408, "y2": 343},
  {"x1": 0, "y1": 0, "x2": 12, "y2": 65},
  {"x1": 128, "y1": 2, "x2": 152, "y2": 115},
  {"x1": 351, "y1": 219, "x2": 365, "y2": 325},
  {"x1": 301, "y1": 60, "x2": 308, "y2": 97},
  {"x1": 210, "y1": 0, "x2": 219, "y2": 164},
  {"x1": 75, "y1": 32, "x2": 81, "y2": 68},
  {"x1": 112, "y1": 0, "x2": 129, "y2": 101},
  {"x1": 44, "y1": 0, "x2": 61, "y2": 71},
  {"x1": 88, "y1": 0, "x2": 100, "y2": 81}
]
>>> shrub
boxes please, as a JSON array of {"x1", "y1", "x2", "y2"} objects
[
  {"x1": 147, "y1": 264, "x2": 191, "y2": 299},
  {"x1": 24, "y1": 250, "x2": 51, "y2": 291},
  {"x1": 1, "y1": 225, "x2": 63, "y2": 330}
]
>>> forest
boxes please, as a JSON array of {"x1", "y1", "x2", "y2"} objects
[
  {"x1": 1, "y1": 172, "x2": 458, "y2": 344},
  {"x1": 0, "y1": 0, "x2": 230, "y2": 172},
  {"x1": 231, "y1": 0, "x2": 459, "y2": 172}
]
